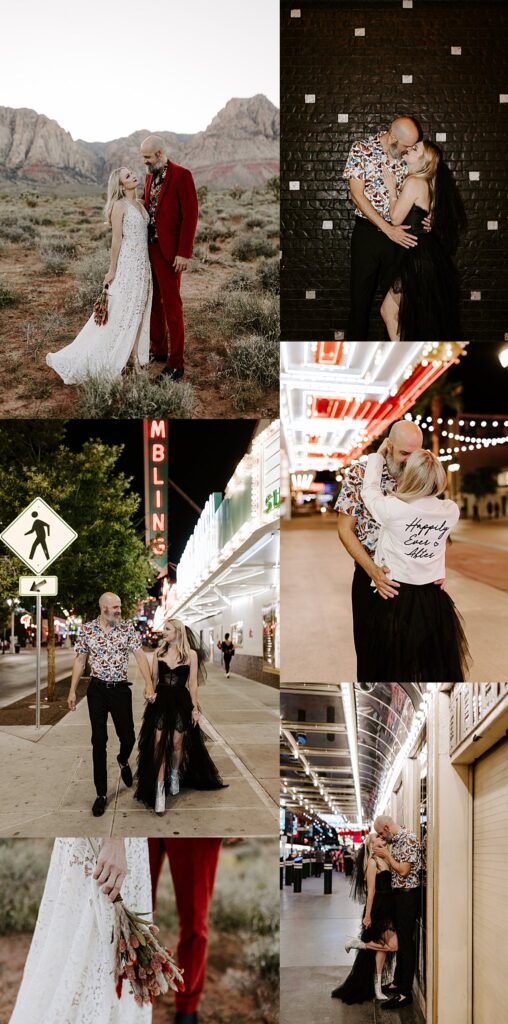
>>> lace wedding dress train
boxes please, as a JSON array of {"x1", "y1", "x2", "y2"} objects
[
  {"x1": 46, "y1": 203, "x2": 152, "y2": 383},
  {"x1": 9, "y1": 838, "x2": 152, "y2": 1024}
]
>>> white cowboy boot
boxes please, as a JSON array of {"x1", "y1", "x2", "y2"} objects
[
  {"x1": 169, "y1": 769, "x2": 180, "y2": 796},
  {"x1": 375, "y1": 975, "x2": 388, "y2": 1000},
  {"x1": 155, "y1": 781, "x2": 166, "y2": 814},
  {"x1": 345, "y1": 937, "x2": 366, "y2": 953}
]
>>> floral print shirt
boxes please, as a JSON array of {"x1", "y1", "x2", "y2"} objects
[
  {"x1": 147, "y1": 164, "x2": 167, "y2": 244},
  {"x1": 75, "y1": 618, "x2": 142, "y2": 681},
  {"x1": 390, "y1": 827, "x2": 422, "y2": 890},
  {"x1": 343, "y1": 132, "x2": 408, "y2": 220},
  {"x1": 334, "y1": 462, "x2": 398, "y2": 554}
]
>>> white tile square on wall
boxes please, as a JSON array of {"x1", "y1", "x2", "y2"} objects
[
  {"x1": 305, "y1": 94, "x2": 315, "y2": 104},
  {"x1": 469, "y1": 171, "x2": 480, "y2": 181},
  {"x1": 402, "y1": 75, "x2": 413, "y2": 84},
  {"x1": 338, "y1": 114, "x2": 349, "y2": 123},
  {"x1": 289, "y1": 181, "x2": 300, "y2": 191},
  {"x1": 305, "y1": 290, "x2": 316, "y2": 300}
]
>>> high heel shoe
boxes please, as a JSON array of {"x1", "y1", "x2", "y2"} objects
[
  {"x1": 345, "y1": 937, "x2": 366, "y2": 953},
  {"x1": 169, "y1": 769, "x2": 180, "y2": 796},
  {"x1": 155, "y1": 781, "x2": 166, "y2": 814}
]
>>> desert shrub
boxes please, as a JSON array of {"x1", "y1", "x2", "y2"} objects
[
  {"x1": 209, "y1": 241, "x2": 220, "y2": 253},
  {"x1": 255, "y1": 259, "x2": 280, "y2": 294},
  {"x1": 0, "y1": 219, "x2": 39, "y2": 246},
  {"x1": 208, "y1": 222, "x2": 233, "y2": 241},
  {"x1": 67, "y1": 249, "x2": 110, "y2": 312},
  {"x1": 19, "y1": 190, "x2": 39, "y2": 207},
  {"x1": 195, "y1": 223, "x2": 211, "y2": 243},
  {"x1": 191, "y1": 290, "x2": 279, "y2": 344},
  {"x1": 231, "y1": 234, "x2": 277, "y2": 262},
  {"x1": 42, "y1": 237, "x2": 78, "y2": 257},
  {"x1": 264, "y1": 221, "x2": 280, "y2": 238},
  {"x1": 77, "y1": 370, "x2": 196, "y2": 419},
  {"x1": 229, "y1": 186, "x2": 245, "y2": 200},
  {"x1": 197, "y1": 185, "x2": 208, "y2": 204},
  {"x1": 265, "y1": 175, "x2": 280, "y2": 201},
  {"x1": 24, "y1": 310, "x2": 69, "y2": 360},
  {"x1": 245, "y1": 215, "x2": 267, "y2": 229},
  {"x1": 39, "y1": 216, "x2": 55, "y2": 226},
  {"x1": 222, "y1": 271, "x2": 256, "y2": 293},
  {"x1": 0, "y1": 840, "x2": 52, "y2": 935},
  {"x1": 220, "y1": 335, "x2": 280, "y2": 391},
  {"x1": 0, "y1": 279, "x2": 21, "y2": 307},
  {"x1": 40, "y1": 249, "x2": 69, "y2": 275}
]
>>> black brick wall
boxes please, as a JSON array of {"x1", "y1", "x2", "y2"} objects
[{"x1": 281, "y1": 0, "x2": 508, "y2": 341}]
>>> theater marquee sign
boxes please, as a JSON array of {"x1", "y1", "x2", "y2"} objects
[{"x1": 143, "y1": 419, "x2": 169, "y2": 575}]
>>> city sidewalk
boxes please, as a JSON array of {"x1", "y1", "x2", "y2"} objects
[
  {"x1": 281, "y1": 516, "x2": 508, "y2": 683},
  {"x1": 0, "y1": 659, "x2": 279, "y2": 838},
  {"x1": 281, "y1": 872, "x2": 425, "y2": 1023}
]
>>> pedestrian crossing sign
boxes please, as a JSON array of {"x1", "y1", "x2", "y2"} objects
[{"x1": 0, "y1": 497, "x2": 77, "y2": 574}]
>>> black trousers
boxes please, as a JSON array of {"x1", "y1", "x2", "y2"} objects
[
  {"x1": 351, "y1": 563, "x2": 376, "y2": 681},
  {"x1": 393, "y1": 887, "x2": 421, "y2": 996},
  {"x1": 348, "y1": 218, "x2": 398, "y2": 339},
  {"x1": 86, "y1": 677, "x2": 136, "y2": 796},
  {"x1": 223, "y1": 654, "x2": 233, "y2": 673}
]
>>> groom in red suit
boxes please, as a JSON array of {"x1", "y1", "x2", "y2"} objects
[
  {"x1": 141, "y1": 136, "x2": 199, "y2": 382},
  {"x1": 148, "y1": 838, "x2": 222, "y2": 1024}
]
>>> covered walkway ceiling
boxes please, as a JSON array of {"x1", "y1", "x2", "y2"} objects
[{"x1": 281, "y1": 683, "x2": 429, "y2": 825}]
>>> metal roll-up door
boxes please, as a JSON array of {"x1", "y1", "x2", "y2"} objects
[{"x1": 473, "y1": 737, "x2": 508, "y2": 1022}]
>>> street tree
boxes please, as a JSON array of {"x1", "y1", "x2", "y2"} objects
[{"x1": 0, "y1": 435, "x2": 156, "y2": 700}]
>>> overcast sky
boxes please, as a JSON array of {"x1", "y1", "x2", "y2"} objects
[{"x1": 1, "y1": 0, "x2": 279, "y2": 141}]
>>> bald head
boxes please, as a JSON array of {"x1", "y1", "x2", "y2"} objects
[
  {"x1": 374, "y1": 815, "x2": 398, "y2": 838},
  {"x1": 140, "y1": 135, "x2": 167, "y2": 173},
  {"x1": 390, "y1": 117, "x2": 420, "y2": 146},
  {"x1": 386, "y1": 420, "x2": 423, "y2": 477},
  {"x1": 99, "y1": 592, "x2": 122, "y2": 625}
]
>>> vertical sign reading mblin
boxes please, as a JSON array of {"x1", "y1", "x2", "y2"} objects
[{"x1": 143, "y1": 419, "x2": 169, "y2": 576}]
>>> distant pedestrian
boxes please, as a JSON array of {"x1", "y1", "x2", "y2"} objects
[
  {"x1": 473, "y1": 503, "x2": 479, "y2": 521},
  {"x1": 218, "y1": 633, "x2": 235, "y2": 677},
  {"x1": 495, "y1": 502, "x2": 500, "y2": 519},
  {"x1": 487, "y1": 501, "x2": 493, "y2": 518}
]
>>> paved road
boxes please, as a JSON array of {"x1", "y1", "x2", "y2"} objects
[
  {"x1": 281, "y1": 515, "x2": 508, "y2": 683},
  {"x1": 0, "y1": 660, "x2": 279, "y2": 838},
  {"x1": 0, "y1": 649, "x2": 75, "y2": 708}
]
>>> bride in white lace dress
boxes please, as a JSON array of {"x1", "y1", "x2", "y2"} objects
[
  {"x1": 46, "y1": 167, "x2": 152, "y2": 383},
  {"x1": 9, "y1": 838, "x2": 152, "y2": 1024}
]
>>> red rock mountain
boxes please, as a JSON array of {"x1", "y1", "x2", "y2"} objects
[{"x1": 0, "y1": 95, "x2": 279, "y2": 190}]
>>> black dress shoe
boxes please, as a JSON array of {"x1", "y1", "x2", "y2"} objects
[
  {"x1": 92, "y1": 795, "x2": 107, "y2": 816},
  {"x1": 382, "y1": 984, "x2": 400, "y2": 995},
  {"x1": 381, "y1": 994, "x2": 413, "y2": 1009},
  {"x1": 175, "y1": 1013, "x2": 198, "y2": 1024},
  {"x1": 117, "y1": 756, "x2": 133, "y2": 787},
  {"x1": 157, "y1": 367, "x2": 184, "y2": 382}
]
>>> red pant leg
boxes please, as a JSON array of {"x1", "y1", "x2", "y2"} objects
[
  {"x1": 148, "y1": 260, "x2": 169, "y2": 358},
  {"x1": 166, "y1": 838, "x2": 222, "y2": 1013},
  {"x1": 149, "y1": 242, "x2": 185, "y2": 369}
]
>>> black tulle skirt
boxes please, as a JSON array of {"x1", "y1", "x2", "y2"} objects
[
  {"x1": 134, "y1": 682, "x2": 226, "y2": 809},
  {"x1": 392, "y1": 231, "x2": 461, "y2": 340},
  {"x1": 360, "y1": 580, "x2": 470, "y2": 682},
  {"x1": 332, "y1": 891, "x2": 395, "y2": 1004}
]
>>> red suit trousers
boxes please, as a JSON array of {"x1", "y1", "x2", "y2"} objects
[
  {"x1": 148, "y1": 242, "x2": 185, "y2": 369},
  {"x1": 148, "y1": 838, "x2": 222, "y2": 1013}
]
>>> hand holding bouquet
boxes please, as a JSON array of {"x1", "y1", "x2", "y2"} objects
[
  {"x1": 88, "y1": 839, "x2": 184, "y2": 1006},
  {"x1": 93, "y1": 285, "x2": 109, "y2": 326}
]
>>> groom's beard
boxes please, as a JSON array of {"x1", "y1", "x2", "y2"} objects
[
  {"x1": 386, "y1": 453, "x2": 404, "y2": 481},
  {"x1": 146, "y1": 159, "x2": 166, "y2": 174}
]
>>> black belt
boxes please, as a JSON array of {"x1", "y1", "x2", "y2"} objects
[{"x1": 91, "y1": 676, "x2": 129, "y2": 689}]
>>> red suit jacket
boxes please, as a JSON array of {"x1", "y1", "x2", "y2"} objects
[{"x1": 142, "y1": 161, "x2": 199, "y2": 262}]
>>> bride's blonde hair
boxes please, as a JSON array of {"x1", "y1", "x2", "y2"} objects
[
  {"x1": 104, "y1": 168, "x2": 127, "y2": 226},
  {"x1": 156, "y1": 618, "x2": 191, "y2": 665},
  {"x1": 408, "y1": 139, "x2": 441, "y2": 213},
  {"x1": 396, "y1": 449, "x2": 447, "y2": 503}
]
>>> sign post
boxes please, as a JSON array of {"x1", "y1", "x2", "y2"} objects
[{"x1": 1, "y1": 499, "x2": 77, "y2": 730}]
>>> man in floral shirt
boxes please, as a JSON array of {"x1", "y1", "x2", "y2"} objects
[
  {"x1": 343, "y1": 116, "x2": 422, "y2": 338},
  {"x1": 67, "y1": 592, "x2": 154, "y2": 817},
  {"x1": 374, "y1": 814, "x2": 423, "y2": 1009},
  {"x1": 335, "y1": 420, "x2": 423, "y2": 678}
]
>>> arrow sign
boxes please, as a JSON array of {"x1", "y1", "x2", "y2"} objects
[
  {"x1": 1, "y1": 498, "x2": 77, "y2": 574},
  {"x1": 19, "y1": 576, "x2": 59, "y2": 597}
]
